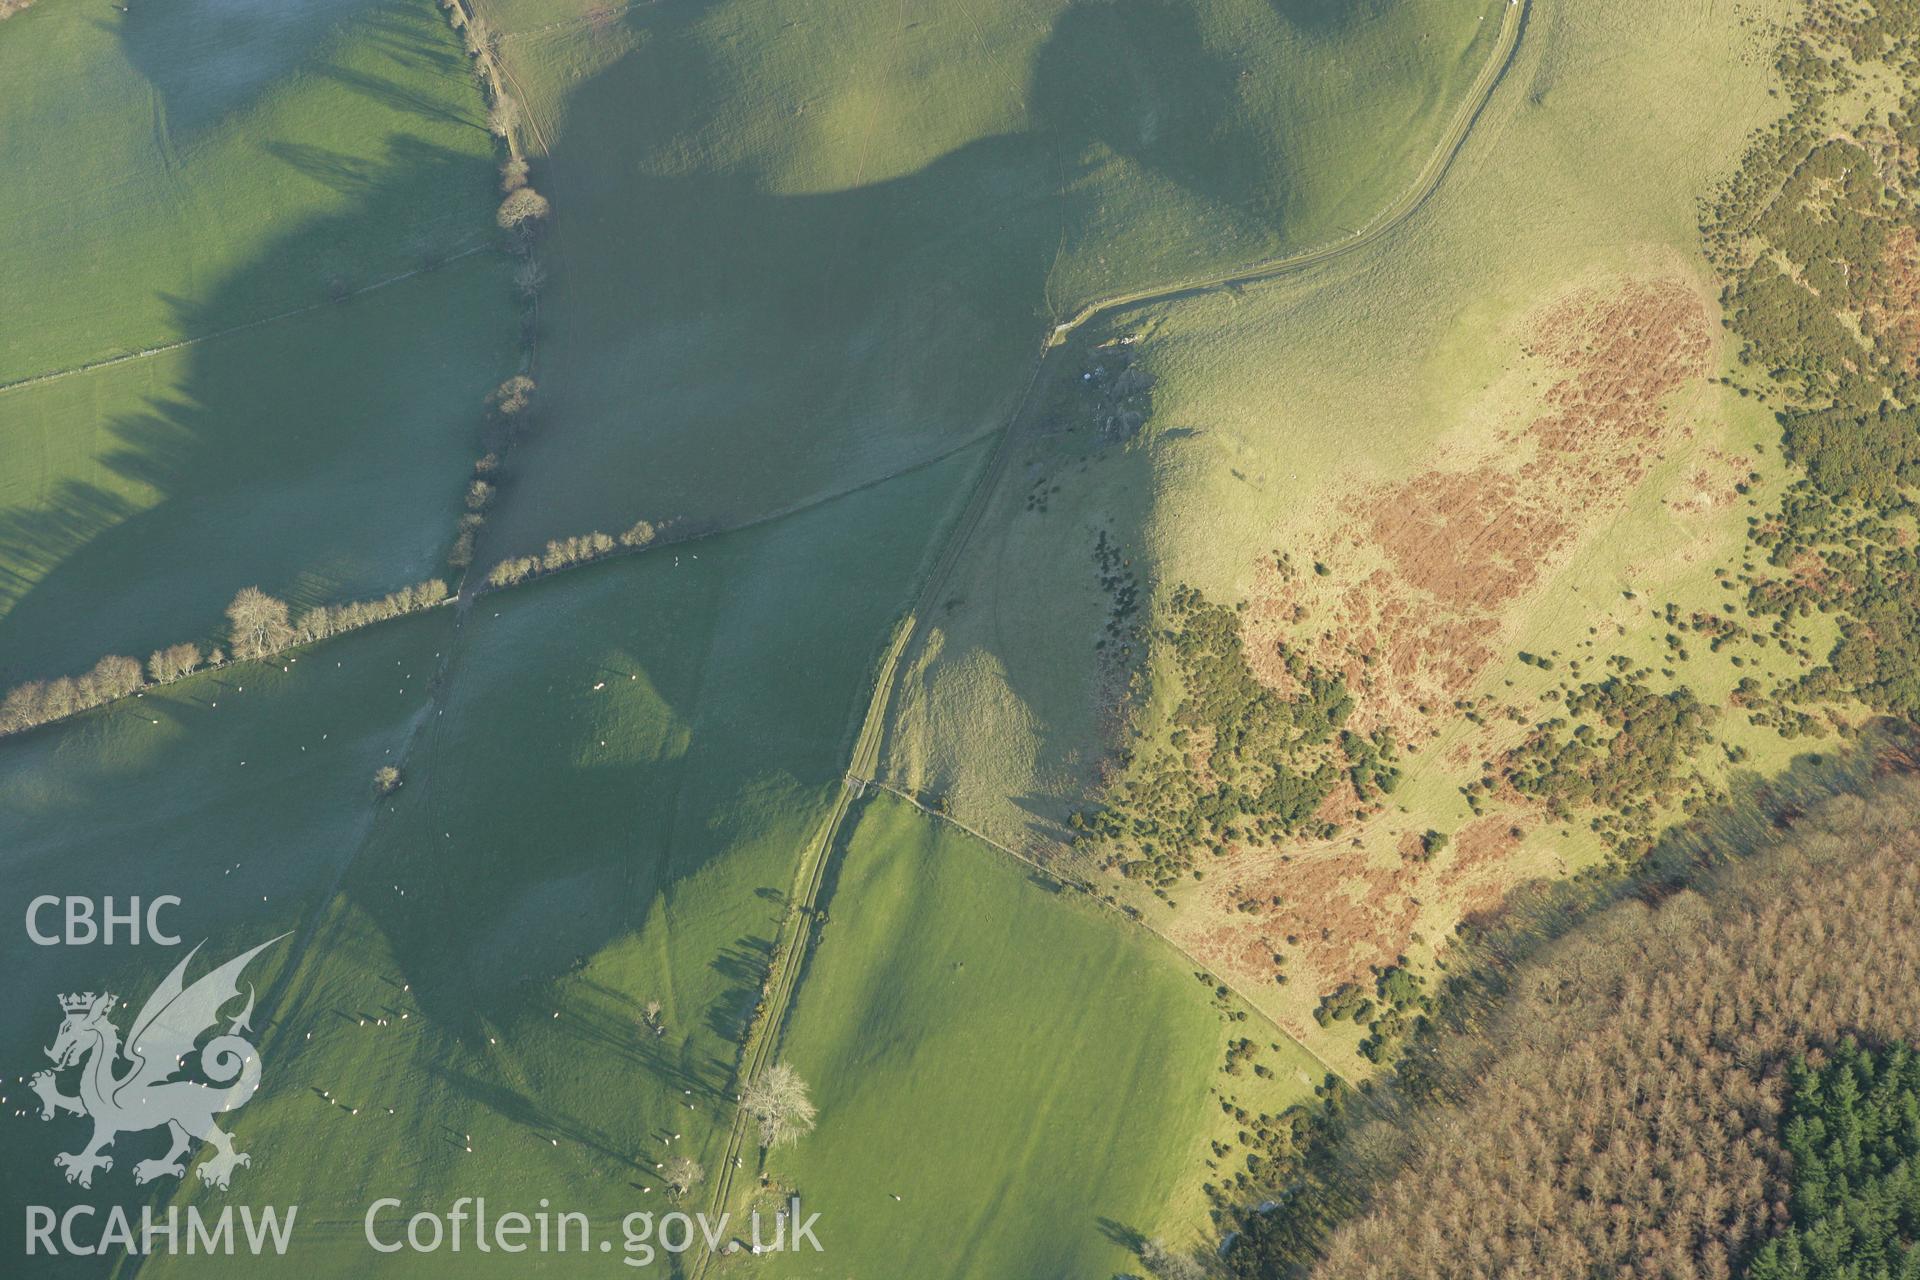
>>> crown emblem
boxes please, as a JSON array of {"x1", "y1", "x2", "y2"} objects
[{"x1": 34, "y1": 936, "x2": 285, "y2": 1193}]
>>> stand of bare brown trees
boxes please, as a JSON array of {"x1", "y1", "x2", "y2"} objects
[
  {"x1": 4, "y1": 6, "x2": 550, "y2": 737},
  {"x1": 0, "y1": 655, "x2": 142, "y2": 733},
  {"x1": 1232, "y1": 776, "x2": 1920, "y2": 1280}
]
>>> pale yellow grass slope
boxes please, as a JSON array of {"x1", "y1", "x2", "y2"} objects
[{"x1": 879, "y1": 0, "x2": 1796, "y2": 1053}]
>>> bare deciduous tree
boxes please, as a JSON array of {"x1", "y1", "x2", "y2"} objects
[
  {"x1": 739, "y1": 1062, "x2": 816, "y2": 1149},
  {"x1": 514, "y1": 257, "x2": 547, "y2": 299},
  {"x1": 79, "y1": 655, "x2": 142, "y2": 703},
  {"x1": 0, "y1": 657, "x2": 139, "y2": 734},
  {"x1": 462, "y1": 15, "x2": 495, "y2": 59},
  {"x1": 496, "y1": 187, "x2": 550, "y2": 231},
  {"x1": 489, "y1": 374, "x2": 536, "y2": 416},
  {"x1": 295, "y1": 607, "x2": 332, "y2": 644},
  {"x1": 487, "y1": 94, "x2": 519, "y2": 139},
  {"x1": 451, "y1": 513, "x2": 484, "y2": 569},
  {"x1": 1139, "y1": 1239, "x2": 1206, "y2": 1280},
  {"x1": 147, "y1": 643, "x2": 201, "y2": 684},
  {"x1": 226, "y1": 587, "x2": 294, "y2": 660},
  {"x1": 0, "y1": 682, "x2": 45, "y2": 733},
  {"x1": 486, "y1": 556, "x2": 541, "y2": 588},
  {"x1": 664, "y1": 1155, "x2": 704, "y2": 1199}
]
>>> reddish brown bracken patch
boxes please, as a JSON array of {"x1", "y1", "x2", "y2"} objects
[
  {"x1": 1196, "y1": 278, "x2": 1712, "y2": 1005},
  {"x1": 1867, "y1": 226, "x2": 1920, "y2": 375},
  {"x1": 1180, "y1": 815, "x2": 1534, "y2": 1016},
  {"x1": 1249, "y1": 277, "x2": 1712, "y2": 737}
]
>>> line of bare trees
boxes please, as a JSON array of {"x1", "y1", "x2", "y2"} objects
[
  {"x1": 1215, "y1": 776, "x2": 1920, "y2": 1280},
  {"x1": 484, "y1": 518, "x2": 666, "y2": 588},
  {"x1": 0, "y1": 580, "x2": 449, "y2": 738},
  {"x1": 434, "y1": 0, "x2": 552, "y2": 249},
  {"x1": 0, "y1": 655, "x2": 145, "y2": 735},
  {"x1": 4, "y1": 6, "x2": 558, "y2": 737},
  {"x1": 447, "y1": 375, "x2": 543, "y2": 572},
  {"x1": 431, "y1": 0, "x2": 556, "y2": 588}
]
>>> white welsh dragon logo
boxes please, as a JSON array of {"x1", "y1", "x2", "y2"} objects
[{"x1": 30, "y1": 936, "x2": 286, "y2": 1191}]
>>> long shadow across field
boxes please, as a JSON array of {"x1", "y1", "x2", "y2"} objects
[
  {"x1": 116, "y1": 0, "x2": 443, "y2": 139},
  {"x1": 477, "y1": 0, "x2": 1362, "y2": 566},
  {"x1": 0, "y1": 134, "x2": 509, "y2": 685}
]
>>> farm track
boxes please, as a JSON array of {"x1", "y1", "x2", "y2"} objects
[{"x1": 688, "y1": 0, "x2": 1530, "y2": 1259}]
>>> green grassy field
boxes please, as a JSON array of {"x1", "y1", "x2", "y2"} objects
[
  {"x1": 0, "y1": 413, "x2": 1309, "y2": 1277},
  {"x1": 0, "y1": 441, "x2": 980, "y2": 1275},
  {"x1": 0, "y1": 262, "x2": 518, "y2": 687},
  {"x1": 0, "y1": 0, "x2": 518, "y2": 687},
  {"x1": 874, "y1": 0, "x2": 1808, "y2": 1051},
  {"x1": 1, "y1": 0, "x2": 1853, "y2": 1274},
  {"x1": 754, "y1": 793, "x2": 1316, "y2": 1277},
  {"x1": 471, "y1": 0, "x2": 1505, "y2": 567},
  {"x1": 0, "y1": 607, "x2": 457, "y2": 1261},
  {"x1": 0, "y1": 0, "x2": 495, "y2": 382}
]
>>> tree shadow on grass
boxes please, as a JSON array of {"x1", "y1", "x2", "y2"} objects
[
  {"x1": 434, "y1": 1063, "x2": 652, "y2": 1170},
  {"x1": 708, "y1": 934, "x2": 777, "y2": 1042},
  {"x1": 0, "y1": 134, "x2": 509, "y2": 686},
  {"x1": 1030, "y1": 0, "x2": 1275, "y2": 214},
  {"x1": 474, "y1": 0, "x2": 1290, "y2": 567},
  {"x1": 1096, "y1": 1215, "x2": 1145, "y2": 1253},
  {"x1": 1264, "y1": 0, "x2": 1401, "y2": 34},
  {"x1": 114, "y1": 0, "x2": 463, "y2": 140}
]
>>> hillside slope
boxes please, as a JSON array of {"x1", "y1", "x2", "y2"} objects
[
  {"x1": 470, "y1": 0, "x2": 1506, "y2": 566},
  {"x1": 876, "y1": 0, "x2": 1803, "y2": 1068}
]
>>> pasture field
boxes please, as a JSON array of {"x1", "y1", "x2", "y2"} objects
[
  {"x1": 470, "y1": 0, "x2": 1506, "y2": 565},
  {"x1": 0, "y1": 0, "x2": 518, "y2": 687},
  {"x1": 0, "y1": 0, "x2": 496, "y2": 382},
  {"x1": 43, "y1": 440, "x2": 984, "y2": 1277},
  {"x1": 4, "y1": 0, "x2": 1881, "y2": 1275},
  {"x1": 0, "y1": 426, "x2": 1309, "y2": 1276},
  {"x1": 0, "y1": 262, "x2": 519, "y2": 687},
  {"x1": 0, "y1": 608, "x2": 456, "y2": 1260},
  {"x1": 874, "y1": 0, "x2": 1814, "y2": 1056},
  {"x1": 754, "y1": 793, "x2": 1319, "y2": 1277}
]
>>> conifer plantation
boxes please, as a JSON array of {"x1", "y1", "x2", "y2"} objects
[{"x1": 1226, "y1": 777, "x2": 1920, "y2": 1279}]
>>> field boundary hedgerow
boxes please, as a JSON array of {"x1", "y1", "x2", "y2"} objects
[
  {"x1": 1, "y1": 0, "x2": 547, "y2": 737},
  {"x1": 0, "y1": 423, "x2": 997, "y2": 741}
]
